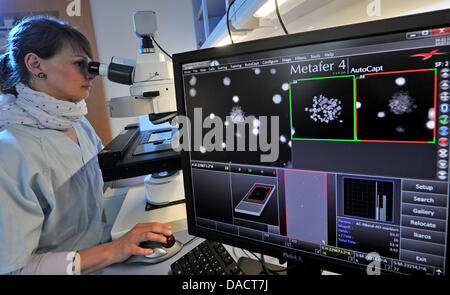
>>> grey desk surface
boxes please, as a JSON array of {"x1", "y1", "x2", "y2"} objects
[
  {"x1": 99, "y1": 231, "x2": 341, "y2": 275},
  {"x1": 100, "y1": 230, "x2": 201, "y2": 275},
  {"x1": 99, "y1": 230, "x2": 296, "y2": 275}
]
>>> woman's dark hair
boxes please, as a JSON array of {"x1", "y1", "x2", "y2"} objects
[{"x1": 0, "y1": 15, "x2": 93, "y2": 95}]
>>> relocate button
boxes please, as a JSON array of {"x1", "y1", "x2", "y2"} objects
[
  {"x1": 401, "y1": 215, "x2": 446, "y2": 232},
  {"x1": 402, "y1": 179, "x2": 448, "y2": 195}
]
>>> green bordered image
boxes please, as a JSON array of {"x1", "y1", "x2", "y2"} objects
[{"x1": 288, "y1": 75, "x2": 357, "y2": 142}]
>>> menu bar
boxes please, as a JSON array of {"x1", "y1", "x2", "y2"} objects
[{"x1": 182, "y1": 37, "x2": 439, "y2": 74}]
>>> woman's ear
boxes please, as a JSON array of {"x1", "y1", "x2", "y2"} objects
[{"x1": 24, "y1": 52, "x2": 46, "y2": 77}]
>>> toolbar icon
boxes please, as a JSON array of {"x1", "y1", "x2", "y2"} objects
[
  {"x1": 439, "y1": 126, "x2": 449, "y2": 136},
  {"x1": 437, "y1": 170, "x2": 447, "y2": 180},
  {"x1": 438, "y1": 159, "x2": 448, "y2": 169},
  {"x1": 440, "y1": 92, "x2": 449, "y2": 102},
  {"x1": 440, "y1": 114, "x2": 449, "y2": 125},
  {"x1": 438, "y1": 148, "x2": 448, "y2": 158},
  {"x1": 439, "y1": 137, "x2": 448, "y2": 147}
]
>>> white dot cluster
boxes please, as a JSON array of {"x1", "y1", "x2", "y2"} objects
[
  {"x1": 388, "y1": 91, "x2": 416, "y2": 115},
  {"x1": 305, "y1": 94, "x2": 343, "y2": 123}
]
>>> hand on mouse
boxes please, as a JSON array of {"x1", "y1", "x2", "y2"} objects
[
  {"x1": 162, "y1": 234, "x2": 176, "y2": 248},
  {"x1": 108, "y1": 222, "x2": 172, "y2": 264}
]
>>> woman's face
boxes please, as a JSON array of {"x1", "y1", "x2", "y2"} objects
[{"x1": 39, "y1": 45, "x2": 95, "y2": 102}]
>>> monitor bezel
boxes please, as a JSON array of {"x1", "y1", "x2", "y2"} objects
[{"x1": 173, "y1": 9, "x2": 450, "y2": 275}]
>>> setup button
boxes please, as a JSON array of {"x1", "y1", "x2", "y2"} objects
[{"x1": 402, "y1": 179, "x2": 448, "y2": 195}]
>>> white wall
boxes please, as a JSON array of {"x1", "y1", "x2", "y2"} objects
[
  {"x1": 205, "y1": 0, "x2": 450, "y2": 47},
  {"x1": 284, "y1": 0, "x2": 450, "y2": 36},
  {"x1": 89, "y1": 0, "x2": 197, "y2": 137}
]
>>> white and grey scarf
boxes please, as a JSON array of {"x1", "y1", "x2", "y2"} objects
[{"x1": 0, "y1": 83, "x2": 87, "y2": 130}]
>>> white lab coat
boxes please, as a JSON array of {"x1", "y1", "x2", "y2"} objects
[{"x1": 0, "y1": 117, "x2": 109, "y2": 274}]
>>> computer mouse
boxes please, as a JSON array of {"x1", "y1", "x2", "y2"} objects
[
  {"x1": 139, "y1": 235, "x2": 177, "y2": 258},
  {"x1": 145, "y1": 246, "x2": 167, "y2": 258},
  {"x1": 125, "y1": 235, "x2": 183, "y2": 264}
]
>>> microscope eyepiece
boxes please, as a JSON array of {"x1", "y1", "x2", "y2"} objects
[
  {"x1": 87, "y1": 61, "x2": 133, "y2": 85},
  {"x1": 88, "y1": 61, "x2": 112, "y2": 79},
  {"x1": 88, "y1": 61, "x2": 101, "y2": 75}
]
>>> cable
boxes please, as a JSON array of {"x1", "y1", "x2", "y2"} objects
[
  {"x1": 247, "y1": 250, "x2": 295, "y2": 275},
  {"x1": 226, "y1": 0, "x2": 237, "y2": 44},
  {"x1": 275, "y1": 0, "x2": 289, "y2": 35},
  {"x1": 233, "y1": 246, "x2": 294, "y2": 275},
  {"x1": 151, "y1": 36, "x2": 172, "y2": 60},
  {"x1": 244, "y1": 250, "x2": 270, "y2": 275},
  {"x1": 182, "y1": 236, "x2": 198, "y2": 247}
]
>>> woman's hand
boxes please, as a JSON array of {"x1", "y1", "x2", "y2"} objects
[{"x1": 108, "y1": 222, "x2": 172, "y2": 264}]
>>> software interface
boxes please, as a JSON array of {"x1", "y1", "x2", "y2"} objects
[{"x1": 180, "y1": 26, "x2": 450, "y2": 275}]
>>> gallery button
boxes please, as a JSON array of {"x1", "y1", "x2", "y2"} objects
[
  {"x1": 400, "y1": 249, "x2": 444, "y2": 268},
  {"x1": 401, "y1": 203, "x2": 447, "y2": 220},
  {"x1": 402, "y1": 191, "x2": 448, "y2": 207},
  {"x1": 402, "y1": 179, "x2": 448, "y2": 195},
  {"x1": 401, "y1": 215, "x2": 447, "y2": 232}
]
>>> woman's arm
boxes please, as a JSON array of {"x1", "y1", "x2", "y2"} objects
[
  {"x1": 5, "y1": 222, "x2": 172, "y2": 275},
  {"x1": 6, "y1": 252, "x2": 77, "y2": 275},
  {"x1": 78, "y1": 222, "x2": 172, "y2": 274}
]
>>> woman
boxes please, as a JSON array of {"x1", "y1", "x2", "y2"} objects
[{"x1": 0, "y1": 16, "x2": 172, "y2": 274}]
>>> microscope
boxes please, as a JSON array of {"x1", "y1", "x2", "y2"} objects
[
  {"x1": 88, "y1": 11, "x2": 184, "y2": 263},
  {"x1": 88, "y1": 11, "x2": 177, "y2": 123}
]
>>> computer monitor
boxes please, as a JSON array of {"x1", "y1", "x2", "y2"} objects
[{"x1": 173, "y1": 9, "x2": 450, "y2": 275}]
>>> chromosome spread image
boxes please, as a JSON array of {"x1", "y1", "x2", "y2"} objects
[
  {"x1": 289, "y1": 75, "x2": 356, "y2": 140},
  {"x1": 305, "y1": 94, "x2": 343, "y2": 124},
  {"x1": 388, "y1": 91, "x2": 417, "y2": 115},
  {"x1": 355, "y1": 69, "x2": 436, "y2": 142}
]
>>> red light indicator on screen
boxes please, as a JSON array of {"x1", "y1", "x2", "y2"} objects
[{"x1": 431, "y1": 28, "x2": 450, "y2": 35}]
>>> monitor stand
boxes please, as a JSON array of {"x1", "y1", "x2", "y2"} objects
[
  {"x1": 237, "y1": 257, "x2": 287, "y2": 275},
  {"x1": 286, "y1": 259, "x2": 322, "y2": 275}
]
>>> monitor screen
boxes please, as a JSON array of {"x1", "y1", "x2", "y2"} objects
[{"x1": 173, "y1": 10, "x2": 450, "y2": 275}]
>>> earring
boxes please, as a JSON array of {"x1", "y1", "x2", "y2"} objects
[{"x1": 37, "y1": 72, "x2": 47, "y2": 78}]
